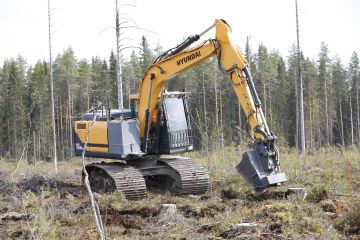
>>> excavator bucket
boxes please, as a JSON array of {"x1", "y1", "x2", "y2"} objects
[{"x1": 235, "y1": 144, "x2": 287, "y2": 192}]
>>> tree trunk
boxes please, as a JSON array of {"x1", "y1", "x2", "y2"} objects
[
  {"x1": 296, "y1": 0, "x2": 306, "y2": 153},
  {"x1": 219, "y1": 83, "x2": 224, "y2": 149},
  {"x1": 214, "y1": 60, "x2": 220, "y2": 149},
  {"x1": 33, "y1": 131, "x2": 36, "y2": 161},
  {"x1": 7, "y1": 120, "x2": 10, "y2": 160},
  {"x1": 67, "y1": 79, "x2": 73, "y2": 159},
  {"x1": 350, "y1": 92, "x2": 354, "y2": 145},
  {"x1": 263, "y1": 79, "x2": 267, "y2": 118},
  {"x1": 309, "y1": 85, "x2": 313, "y2": 150},
  {"x1": 238, "y1": 102, "x2": 242, "y2": 144},
  {"x1": 48, "y1": 0, "x2": 57, "y2": 172},
  {"x1": 202, "y1": 71, "x2": 208, "y2": 153},
  {"x1": 294, "y1": 70, "x2": 299, "y2": 150},
  {"x1": 38, "y1": 133, "x2": 41, "y2": 162},
  {"x1": 59, "y1": 96, "x2": 64, "y2": 160},
  {"x1": 357, "y1": 90, "x2": 360, "y2": 148},
  {"x1": 56, "y1": 99, "x2": 60, "y2": 154},
  {"x1": 13, "y1": 102, "x2": 17, "y2": 159},
  {"x1": 324, "y1": 77, "x2": 329, "y2": 145},
  {"x1": 339, "y1": 93, "x2": 345, "y2": 147},
  {"x1": 86, "y1": 72, "x2": 90, "y2": 110},
  {"x1": 269, "y1": 80, "x2": 273, "y2": 127},
  {"x1": 115, "y1": 0, "x2": 123, "y2": 110},
  {"x1": 228, "y1": 97, "x2": 233, "y2": 144}
]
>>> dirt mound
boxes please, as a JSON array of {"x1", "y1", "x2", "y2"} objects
[
  {"x1": 178, "y1": 205, "x2": 200, "y2": 218},
  {"x1": 104, "y1": 208, "x2": 142, "y2": 229},
  {"x1": 320, "y1": 199, "x2": 349, "y2": 215},
  {"x1": 179, "y1": 203, "x2": 228, "y2": 219},
  {"x1": 335, "y1": 204, "x2": 360, "y2": 236},
  {"x1": 118, "y1": 207, "x2": 158, "y2": 218},
  {"x1": 0, "y1": 211, "x2": 32, "y2": 222},
  {"x1": 307, "y1": 186, "x2": 329, "y2": 203},
  {"x1": 221, "y1": 187, "x2": 286, "y2": 201},
  {"x1": 0, "y1": 172, "x2": 16, "y2": 196},
  {"x1": 18, "y1": 174, "x2": 56, "y2": 193},
  {"x1": 219, "y1": 223, "x2": 257, "y2": 239},
  {"x1": 0, "y1": 179, "x2": 16, "y2": 196},
  {"x1": 197, "y1": 224, "x2": 216, "y2": 233},
  {"x1": 18, "y1": 173, "x2": 84, "y2": 195}
]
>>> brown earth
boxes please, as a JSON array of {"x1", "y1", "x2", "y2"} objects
[{"x1": 0, "y1": 151, "x2": 359, "y2": 239}]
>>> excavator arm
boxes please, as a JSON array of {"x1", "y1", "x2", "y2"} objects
[
  {"x1": 137, "y1": 19, "x2": 286, "y2": 191},
  {"x1": 138, "y1": 19, "x2": 271, "y2": 142}
]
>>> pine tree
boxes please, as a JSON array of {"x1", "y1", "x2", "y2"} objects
[
  {"x1": 0, "y1": 60, "x2": 13, "y2": 158},
  {"x1": 129, "y1": 50, "x2": 142, "y2": 94},
  {"x1": 317, "y1": 42, "x2": 332, "y2": 145},
  {"x1": 348, "y1": 52, "x2": 360, "y2": 145},
  {"x1": 28, "y1": 61, "x2": 51, "y2": 161},
  {"x1": 0, "y1": 59, "x2": 27, "y2": 159},
  {"x1": 331, "y1": 56, "x2": 347, "y2": 145},
  {"x1": 272, "y1": 55, "x2": 289, "y2": 144},
  {"x1": 91, "y1": 57, "x2": 109, "y2": 106},
  {"x1": 53, "y1": 48, "x2": 78, "y2": 159},
  {"x1": 109, "y1": 51, "x2": 118, "y2": 108},
  {"x1": 255, "y1": 44, "x2": 276, "y2": 123},
  {"x1": 286, "y1": 45, "x2": 299, "y2": 147},
  {"x1": 303, "y1": 58, "x2": 318, "y2": 149},
  {"x1": 77, "y1": 60, "x2": 92, "y2": 111},
  {"x1": 121, "y1": 60, "x2": 137, "y2": 108},
  {"x1": 139, "y1": 36, "x2": 155, "y2": 75}
]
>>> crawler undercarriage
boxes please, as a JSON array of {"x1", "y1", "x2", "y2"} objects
[{"x1": 84, "y1": 156, "x2": 210, "y2": 200}]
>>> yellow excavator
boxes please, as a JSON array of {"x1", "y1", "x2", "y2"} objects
[{"x1": 73, "y1": 19, "x2": 286, "y2": 200}]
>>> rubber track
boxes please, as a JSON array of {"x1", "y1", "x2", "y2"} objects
[
  {"x1": 159, "y1": 157, "x2": 210, "y2": 195},
  {"x1": 86, "y1": 163, "x2": 147, "y2": 200}
]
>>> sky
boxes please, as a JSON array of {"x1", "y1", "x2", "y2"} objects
[{"x1": 0, "y1": 0, "x2": 359, "y2": 67}]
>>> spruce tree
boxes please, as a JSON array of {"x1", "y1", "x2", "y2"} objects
[
  {"x1": 109, "y1": 51, "x2": 118, "y2": 108},
  {"x1": 139, "y1": 36, "x2": 154, "y2": 75},
  {"x1": 331, "y1": 56, "x2": 347, "y2": 145},
  {"x1": 348, "y1": 52, "x2": 360, "y2": 145},
  {"x1": 317, "y1": 42, "x2": 332, "y2": 145}
]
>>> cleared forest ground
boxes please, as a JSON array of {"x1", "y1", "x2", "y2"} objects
[{"x1": 0, "y1": 147, "x2": 359, "y2": 239}]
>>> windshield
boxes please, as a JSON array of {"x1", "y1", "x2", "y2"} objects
[{"x1": 164, "y1": 98, "x2": 188, "y2": 131}]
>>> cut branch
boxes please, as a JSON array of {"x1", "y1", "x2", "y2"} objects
[{"x1": 82, "y1": 115, "x2": 106, "y2": 240}]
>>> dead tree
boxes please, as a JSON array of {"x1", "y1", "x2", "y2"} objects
[
  {"x1": 47, "y1": 0, "x2": 57, "y2": 172},
  {"x1": 295, "y1": 0, "x2": 306, "y2": 153}
]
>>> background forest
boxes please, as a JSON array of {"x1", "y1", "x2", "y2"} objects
[{"x1": 1, "y1": 36, "x2": 359, "y2": 162}]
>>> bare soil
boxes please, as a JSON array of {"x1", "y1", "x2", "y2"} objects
[{"x1": 0, "y1": 152, "x2": 359, "y2": 239}]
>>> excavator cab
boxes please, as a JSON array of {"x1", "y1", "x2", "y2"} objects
[{"x1": 146, "y1": 91, "x2": 193, "y2": 155}]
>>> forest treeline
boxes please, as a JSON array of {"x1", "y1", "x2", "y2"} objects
[{"x1": 0, "y1": 36, "x2": 359, "y2": 161}]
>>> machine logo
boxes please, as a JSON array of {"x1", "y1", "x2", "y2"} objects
[{"x1": 176, "y1": 51, "x2": 201, "y2": 66}]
